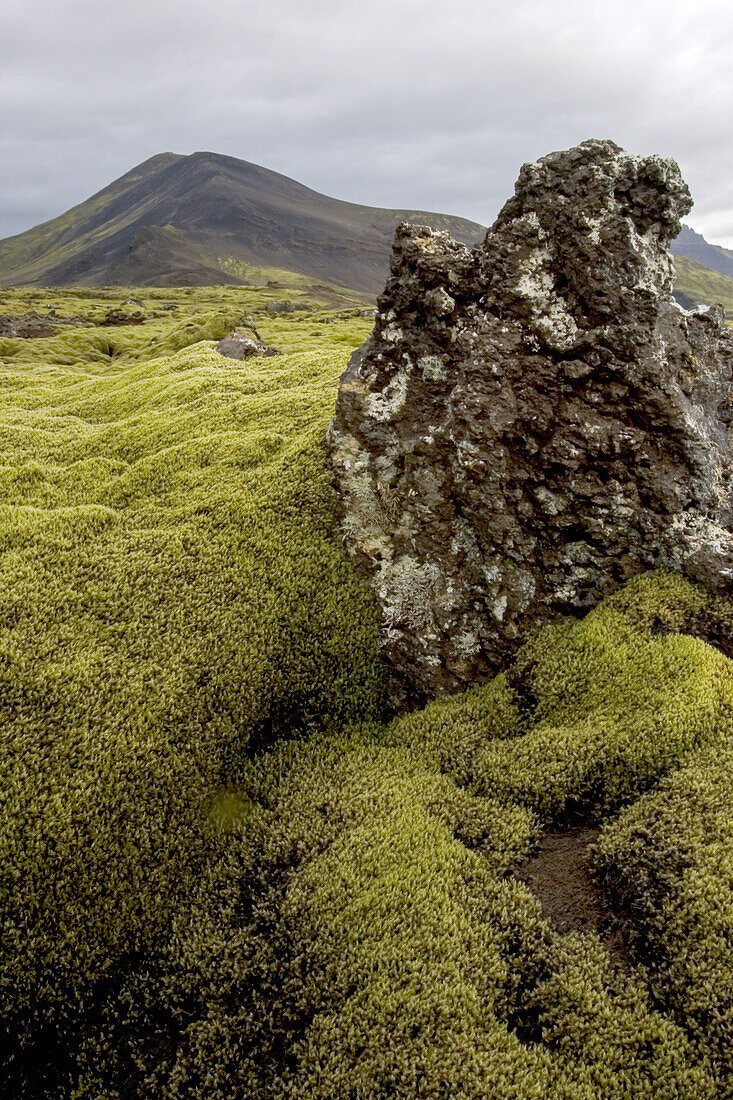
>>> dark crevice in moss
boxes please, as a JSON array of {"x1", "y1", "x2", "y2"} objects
[
  {"x1": 685, "y1": 606, "x2": 733, "y2": 660},
  {"x1": 514, "y1": 823, "x2": 632, "y2": 968},
  {"x1": 504, "y1": 655, "x2": 541, "y2": 725}
]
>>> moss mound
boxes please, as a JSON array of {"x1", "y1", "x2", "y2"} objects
[
  {"x1": 0, "y1": 311, "x2": 384, "y2": 1095},
  {"x1": 2, "y1": 290, "x2": 733, "y2": 1098}
]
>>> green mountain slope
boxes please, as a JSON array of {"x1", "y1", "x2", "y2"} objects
[
  {"x1": 0, "y1": 153, "x2": 183, "y2": 280},
  {"x1": 671, "y1": 223, "x2": 733, "y2": 280},
  {"x1": 0, "y1": 152, "x2": 485, "y2": 292},
  {"x1": 673, "y1": 253, "x2": 733, "y2": 320}
]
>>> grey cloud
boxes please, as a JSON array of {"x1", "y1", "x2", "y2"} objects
[{"x1": 0, "y1": 0, "x2": 731, "y2": 244}]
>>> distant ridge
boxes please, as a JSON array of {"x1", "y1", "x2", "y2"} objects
[
  {"x1": 1, "y1": 152, "x2": 731, "y2": 297},
  {"x1": 671, "y1": 224, "x2": 733, "y2": 280},
  {"x1": 0, "y1": 152, "x2": 485, "y2": 292}
]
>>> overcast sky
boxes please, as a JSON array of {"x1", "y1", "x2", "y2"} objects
[{"x1": 1, "y1": 0, "x2": 732, "y2": 245}]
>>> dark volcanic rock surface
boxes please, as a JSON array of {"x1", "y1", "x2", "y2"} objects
[{"x1": 328, "y1": 139, "x2": 733, "y2": 709}]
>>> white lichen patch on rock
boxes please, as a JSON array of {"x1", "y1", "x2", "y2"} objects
[
  {"x1": 363, "y1": 361, "x2": 411, "y2": 421},
  {"x1": 426, "y1": 287, "x2": 456, "y2": 316},
  {"x1": 376, "y1": 555, "x2": 449, "y2": 632},
  {"x1": 584, "y1": 214, "x2": 603, "y2": 245},
  {"x1": 419, "y1": 354, "x2": 447, "y2": 382},
  {"x1": 491, "y1": 594, "x2": 508, "y2": 622},
  {"x1": 512, "y1": 215, "x2": 580, "y2": 351},
  {"x1": 632, "y1": 226, "x2": 677, "y2": 295}
]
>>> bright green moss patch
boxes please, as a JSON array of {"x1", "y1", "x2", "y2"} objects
[
  {"x1": 0, "y1": 310, "x2": 384, "y2": 1093},
  {"x1": 3, "y1": 291, "x2": 733, "y2": 1097},
  {"x1": 595, "y1": 740, "x2": 733, "y2": 1080},
  {"x1": 438, "y1": 573, "x2": 732, "y2": 820}
]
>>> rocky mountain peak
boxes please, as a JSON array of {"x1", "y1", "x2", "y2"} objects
[{"x1": 328, "y1": 140, "x2": 733, "y2": 709}]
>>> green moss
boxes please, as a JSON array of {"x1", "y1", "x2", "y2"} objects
[
  {"x1": 0, "y1": 314, "x2": 384, "y2": 1093},
  {"x1": 454, "y1": 573, "x2": 731, "y2": 819},
  {"x1": 595, "y1": 740, "x2": 733, "y2": 1079},
  {"x1": 673, "y1": 254, "x2": 733, "y2": 320},
  {"x1": 3, "y1": 291, "x2": 733, "y2": 1097}
]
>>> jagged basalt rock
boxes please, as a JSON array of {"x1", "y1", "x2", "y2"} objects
[{"x1": 328, "y1": 139, "x2": 733, "y2": 708}]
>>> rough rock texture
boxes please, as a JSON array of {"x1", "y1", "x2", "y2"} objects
[
  {"x1": 328, "y1": 140, "x2": 733, "y2": 708},
  {"x1": 216, "y1": 332, "x2": 281, "y2": 360}
]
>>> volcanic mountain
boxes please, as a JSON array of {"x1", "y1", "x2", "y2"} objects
[
  {"x1": 0, "y1": 152, "x2": 485, "y2": 292},
  {"x1": 1, "y1": 150, "x2": 732, "y2": 304}
]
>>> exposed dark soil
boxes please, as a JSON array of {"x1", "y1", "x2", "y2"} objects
[
  {"x1": 515, "y1": 825, "x2": 629, "y2": 965},
  {"x1": 0, "y1": 311, "x2": 103, "y2": 338},
  {"x1": 0, "y1": 312, "x2": 60, "y2": 338},
  {"x1": 686, "y1": 607, "x2": 733, "y2": 660}
]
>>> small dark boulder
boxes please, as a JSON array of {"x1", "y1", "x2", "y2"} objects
[
  {"x1": 103, "y1": 307, "x2": 145, "y2": 326},
  {"x1": 216, "y1": 332, "x2": 281, "y2": 360}
]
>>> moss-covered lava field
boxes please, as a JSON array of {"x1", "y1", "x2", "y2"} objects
[{"x1": 1, "y1": 282, "x2": 732, "y2": 1098}]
